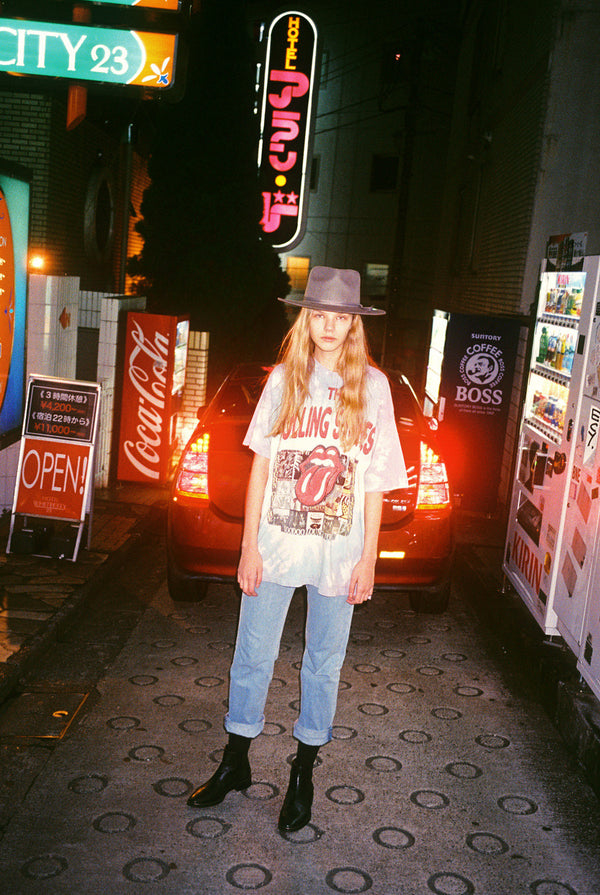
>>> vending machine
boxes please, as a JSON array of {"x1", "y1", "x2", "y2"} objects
[
  {"x1": 503, "y1": 256, "x2": 600, "y2": 657},
  {"x1": 117, "y1": 311, "x2": 189, "y2": 484}
]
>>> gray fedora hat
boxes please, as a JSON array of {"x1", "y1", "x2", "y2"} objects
[{"x1": 279, "y1": 266, "x2": 385, "y2": 316}]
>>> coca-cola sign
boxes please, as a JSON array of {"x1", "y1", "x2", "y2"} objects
[{"x1": 117, "y1": 312, "x2": 174, "y2": 483}]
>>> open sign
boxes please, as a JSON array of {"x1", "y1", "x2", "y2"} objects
[{"x1": 258, "y1": 12, "x2": 319, "y2": 251}]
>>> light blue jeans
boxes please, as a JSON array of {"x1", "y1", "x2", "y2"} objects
[{"x1": 225, "y1": 582, "x2": 354, "y2": 746}]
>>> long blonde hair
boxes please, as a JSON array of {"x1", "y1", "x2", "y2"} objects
[{"x1": 270, "y1": 309, "x2": 373, "y2": 451}]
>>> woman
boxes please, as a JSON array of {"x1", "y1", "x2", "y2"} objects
[{"x1": 187, "y1": 267, "x2": 408, "y2": 833}]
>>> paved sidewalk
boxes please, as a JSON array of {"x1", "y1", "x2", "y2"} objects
[
  {"x1": 0, "y1": 494, "x2": 599, "y2": 803},
  {"x1": 0, "y1": 483, "x2": 170, "y2": 704}
]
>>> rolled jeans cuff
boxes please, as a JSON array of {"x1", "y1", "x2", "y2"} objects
[
  {"x1": 225, "y1": 713, "x2": 264, "y2": 740},
  {"x1": 293, "y1": 720, "x2": 332, "y2": 747}
]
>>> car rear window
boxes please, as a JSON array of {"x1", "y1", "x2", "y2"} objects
[
  {"x1": 214, "y1": 379, "x2": 264, "y2": 415},
  {"x1": 387, "y1": 377, "x2": 422, "y2": 429}
]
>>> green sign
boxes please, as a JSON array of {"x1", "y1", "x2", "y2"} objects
[{"x1": 0, "y1": 18, "x2": 177, "y2": 89}]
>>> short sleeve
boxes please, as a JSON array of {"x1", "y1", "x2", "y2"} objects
[
  {"x1": 243, "y1": 366, "x2": 283, "y2": 457},
  {"x1": 364, "y1": 372, "x2": 409, "y2": 492}
]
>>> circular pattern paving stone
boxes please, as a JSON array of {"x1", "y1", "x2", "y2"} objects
[
  {"x1": 325, "y1": 785, "x2": 365, "y2": 805},
  {"x1": 122, "y1": 858, "x2": 171, "y2": 883},
  {"x1": 529, "y1": 882, "x2": 578, "y2": 895},
  {"x1": 399, "y1": 729, "x2": 432, "y2": 744},
  {"x1": 225, "y1": 863, "x2": 273, "y2": 890},
  {"x1": 373, "y1": 826, "x2": 415, "y2": 850},
  {"x1": 353, "y1": 663, "x2": 380, "y2": 674},
  {"x1": 186, "y1": 816, "x2": 231, "y2": 839},
  {"x1": 427, "y1": 871, "x2": 475, "y2": 894},
  {"x1": 107, "y1": 716, "x2": 140, "y2": 730},
  {"x1": 152, "y1": 777, "x2": 191, "y2": 798},
  {"x1": 454, "y1": 685, "x2": 483, "y2": 698},
  {"x1": 410, "y1": 790, "x2": 450, "y2": 810},
  {"x1": 278, "y1": 822, "x2": 324, "y2": 844},
  {"x1": 93, "y1": 812, "x2": 136, "y2": 834},
  {"x1": 365, "y1": 755, "x2": 402, "y2": 773},
  {"x1": 243, "y1": 782, "x2": 279, "y2": 801},
  {"x1": 465, "y1": 832, "x2": 509, "y2": 855},
  {"x1": 21, "y1": 854, "x2": 68, "y2": 880},
  {"x1": 128, "y1": 745, "x2": 165, "y2": 762},
  {"x1": 208, "y1": 641, "x2": 233, "y2": 652},
  {"x1": 445, "y1": 761, "x2": 483, "y2": 780},
  {"x1": 170, "y1": 655, "x2": 198, "y2": 666},
  {"x1": 387, "y1": 682, "x2": 416, "y2": 695},
  {"x1": 332, "y1": 726, "x2": 358, "y2": 740},
  {"x1": 475, "y1": 733, "x2": 510, "y2": 749},
  {"x1": 325, "y1": 867, "x2": 373, "y2": 893},
  {"x1": 178, "y1": 718, "x2": 212, "y2": 734},
  {"x1": 194, "y1": 675, "x2": 224, "y2": 688},
  {"x1": 431, "y1": 707, "x2": 462, "y2": 720},
  {"x1": 68, "y1": 774, "x2": 108, "y2": 794},
  {"x1": 154, "y1": 694, "x2": 185, "y2": 707},
  {"x1": 262, "y1": 721, "x2": 286, "y2": 736},
  {"x1": 497, "y1": 795, "x2": 538, "y2": 816},
  {"x1": 358, "y1": 703, "x2": 389, "y2": 716},
  {"x1": 380, "y1": 648, "x2": 405, "y2": 659},
  {"x1": 128, "y1": 674, "x2": 159, "y2": 686}
]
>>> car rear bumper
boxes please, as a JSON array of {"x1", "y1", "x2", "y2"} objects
[
  {"x1": 168, "y1": 498, "x2": 243, "y2": 580},
  {"x1": 376, "y1": 509, "x2": 454, "y2": 589},
  {"x1": 168, "y1": 498, "x2": 454, "y2": 592}
]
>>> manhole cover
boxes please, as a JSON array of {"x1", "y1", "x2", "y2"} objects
[{"x1": 0, "y1": 691, "x2": 88, "y2": 738}]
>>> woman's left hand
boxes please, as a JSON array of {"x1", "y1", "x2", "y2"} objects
[{"x1": 347, "y1": 556, "x2": 376, "y2": 605}]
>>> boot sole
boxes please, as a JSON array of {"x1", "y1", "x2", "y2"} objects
[{"x1": 278, "y1": 810, "x2": 311, "y2": 833}]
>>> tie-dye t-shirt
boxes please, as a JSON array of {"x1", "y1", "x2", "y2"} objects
[{"x1": 243, "y1": 360, "x2": 408, "y2": 597}]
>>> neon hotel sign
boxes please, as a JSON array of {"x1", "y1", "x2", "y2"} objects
[{"x1": 258, "y1": 11, "x2": 318, "y2": 251}]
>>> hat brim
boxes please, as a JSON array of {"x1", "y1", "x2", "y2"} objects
[{"x1": 278, "y1": 296, "x2": 385, "y2": 316}]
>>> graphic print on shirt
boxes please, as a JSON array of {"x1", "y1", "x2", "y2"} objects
[{"x1": 267, "y1": 445, "x2": 356, "y2": 539}]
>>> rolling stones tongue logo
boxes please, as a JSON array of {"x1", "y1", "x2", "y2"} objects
[{"x1": 295, "y1": 445, "x2": 344, "y2": 507}]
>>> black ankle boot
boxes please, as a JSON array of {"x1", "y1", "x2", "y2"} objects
[
  {"x1": 187, "y1": 744, "x2": 252, "y2": 808},
  {"x1": 278, "y1": 758, "x2": 314, "y2": 832}
]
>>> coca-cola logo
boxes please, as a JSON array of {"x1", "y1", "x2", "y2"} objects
[{"x1": 122, "y1": 320, "x2": 169, "y2": 480}]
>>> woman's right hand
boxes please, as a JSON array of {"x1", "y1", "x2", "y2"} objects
[{"x1": 237, "y1": 546, "x2": 263, "y2": 596}]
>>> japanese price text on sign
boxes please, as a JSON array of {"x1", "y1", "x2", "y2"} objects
[
  {"x1": 0, "y1": 18, "x2": 177, "y2": 89},
  {"x1": 14, "y1": 379, "x2": 100, "y2": 522},
  {"x1": 25, "y1": 383, "x2": 98, "y2": 443}
]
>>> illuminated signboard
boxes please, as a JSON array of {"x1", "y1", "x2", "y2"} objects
[
  {"x1": 90, "y1": 0, "x2": 182, "y2": 8},
  {"x1": 0, "y1": 165, "x2": 29, "y2": 448},
  {"x1": 9, "y1": 376, "x2": 101, "y2": 559},
  {"x1": 0, "y1": 18, "x2": 177, "y2": 90},
  {"x1": 258, "y1": 11, "x2": 319, "y2": 252}
]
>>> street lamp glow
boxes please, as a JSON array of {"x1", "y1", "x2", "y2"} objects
[{"x1": 29, "y1": 254, "x2": 46, "y2": 271}]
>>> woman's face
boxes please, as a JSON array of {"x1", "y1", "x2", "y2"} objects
[{"x1": 309, "y1": 310, "x2": 354, "y2": 368}]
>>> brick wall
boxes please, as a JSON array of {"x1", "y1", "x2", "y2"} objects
[
  {"x1": 176, "y1": 331, "x2": 210, "y2": 458},
  {"x1": 0, "y1": 90, "x2": 149, "y2": 293}
]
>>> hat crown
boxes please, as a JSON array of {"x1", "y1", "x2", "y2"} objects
[
  {"x1": 305, "y1": 267, "x2": 362, "y2": 310},
  {"x1": 278, "y1": 265, "x2": 385, "y2": 315}
]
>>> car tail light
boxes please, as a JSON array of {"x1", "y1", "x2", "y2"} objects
[
  {"x1": 174, "y1": 432, "x2": 210, "y2": 499},
  {"x1": 417, "y1": 442, "x2": 451, "y2": 509}
]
